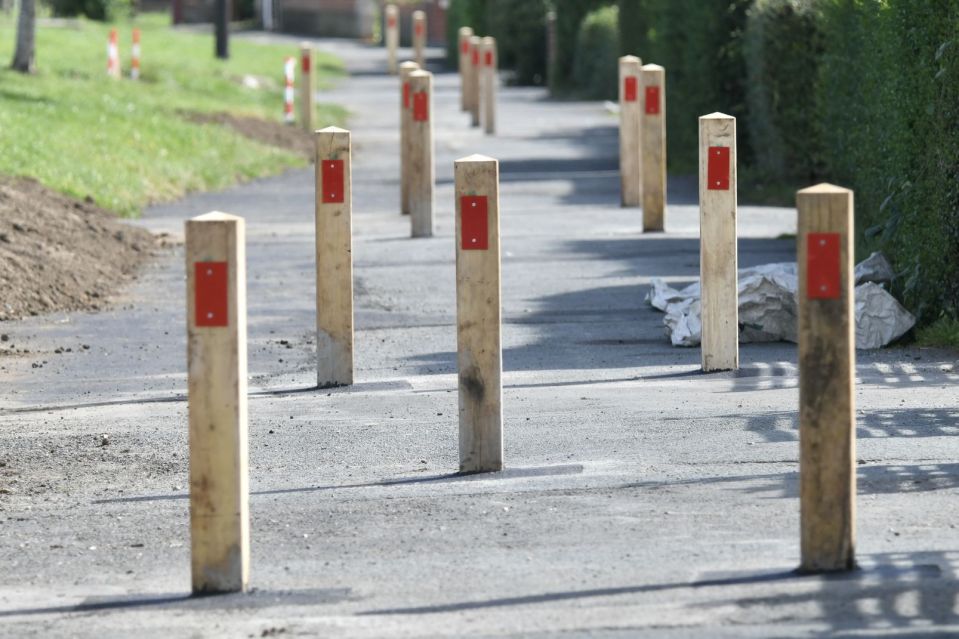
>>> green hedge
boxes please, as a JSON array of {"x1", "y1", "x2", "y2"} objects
[
  {"x1": 445, "y1": 0, "x2": 549, "y2": 85},
  {"x1": 744, "y1": 0, "x2": 824, "y2": 183},
  {"x1": 818, "y1": 0, "x2": 959, "y2": 323},
  {"x1": 617, "y1": 0, "x2": 751, "y2": 171},
  {"x1": 550, "y1": 0, "x2": 611, "y2": 93},
  {"x1": 48, "y1": 0, "x2": 132, "y2": 21},
  {"x1": 478, "y1": 0, "x2": 959, "y2": 324},
  {"x1": 571, "y1": 5, "x2": 619, "y2": 99}
]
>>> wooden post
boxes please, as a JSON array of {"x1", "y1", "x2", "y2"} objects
[
  {"x1": 299, "y1": 43, "x2": 315, "y2": 132},
  {"x1": 468, "y1": 35, "x2": 482, "y2": 128},
  {"x1": 399, "y1": 61, "x2": 420, "y2": 216},
  {"x1": 385, "y1": 4, "x2": 399, "y2": 75},
  {"x1": 458, "y1": 27, "x2": 474, "y2": 112},
  {"x1": 797, "y1": 183, "x2": 856, "y2": 573},
  {"x1": 408, "y1": 70, "x2": 434, "y2": 238},
  {"x1": 185, "y1": 212, "x2": 249, "y2": 595},
  {"x1": 699, "y1": 113, "x2": 738, "y2": 372},
  {"x1": 481, "y1": 37, "x2": 497, "y2": 135},
  {"x1": 618, "y1": 55, "x2": 642, "y2": 207},
  {"x1": 454, "y1": 155, "x2": 503, "y2": 473},
  {"x1": 412, "y1": 10, "x2": 426, "y2": 69},
  {"x1": 315, "y1": 127, "x2": 354, "y2": 388},
  {"x1": 641, "y1": 64, "x2": 666, "y2": 232}
]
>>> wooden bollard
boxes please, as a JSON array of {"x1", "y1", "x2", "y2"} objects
[
  {"x1": 468, "y1": 35, "x2": 482, "y2": 128},
  {"x1": 699, "y1": 113, "x2": 738, "y2": 372},
  {"x1": 618, "y1": 55, "x2": 642, "y2": 207},
  {"x1": 458, "y1": 26, "x2": 474, "y2": 112},
  {"x1": 315, "y1": 127, "x2": 354, "y2": 388},
  {"x1": 185, "y1": 211, "x2": 249, "y2": 595},
  {"x1": 454, "y1": 155, "x2": 503, "y2": 473},
  {"x1": 399, "y1": 61, "x2": 420, "y2": 216},
  {"x1": 299, "y1": 43, "x2": 315, "y2": 131},
  {"x1": 481, "y1": 37, "x2": 497, "y2": 135},
  {"x1": 385, "y1": 4, "x2": 399, "y2": 75},
  {"x1": 408, "y1": 70, "x2": 434, "y2": 238},
  {"x1": 641, "y1": 63, "x2": 666, "y2": 232},
  {"x1": 412, "y1": 10, "x2": 426, "y2": 69},
  {"x1": 797, "y1": 184, "x2": 856, "y2": 573}
]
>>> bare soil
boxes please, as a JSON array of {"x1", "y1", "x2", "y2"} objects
[
  {"x1": 0, "y1": 177, "x2": 155, "y2": 321},
  {"x1": 186, "y1": 112, "x2": 316, "y2": 159}
]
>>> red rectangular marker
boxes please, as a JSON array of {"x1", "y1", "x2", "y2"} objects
[
  {"x1": 807, "y1": 233, "x2": 841, "y2": 300},
  {"x1": 472, "y1": 48, "x2": 480, "y2": 66},
  {"x1": 707, "y1": 146, "x2": 730, "y2": 191},
  {"x1": 301, "y1": 53, "x2": 311, "y2": 74},
  {"x1": 485, "y1": 51, "x2": 493, "y2": 67},
  {"x1": 403, "y1": 82, "x2": 410, "y2": 109},
  {"x1": 624, "y1": 76, "x2": 637, "y2": 102},
  {"x1": 645, "y1": 86, "x2": 661, "y2": 115},
  {"x1": 461, "y1": 39, "x2": 469, "y2": 55},
  {"x1": 195, "y1": 262, "x2": 228, "y2": 327},
  {"x1": 388, "y1": 15, "x2": 396, "y2": 29},
  {"x1": 321, "y1": 160, "x2": 345, "y2": 204},
  {"x1": 415, "y1": 22, "x2": 424, "y2": 37},
  {"x1": 461, "y1": 196, "x2": 489, "y2": 250},
  {"x1": 413, "y1": 91, "x2": 429, "y2": 121}
]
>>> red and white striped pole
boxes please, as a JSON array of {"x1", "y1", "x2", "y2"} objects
[
  {"x1": 131, "y1": 28, "x2": 141, "y2": 80},
  {"x1": 107, "y1": 29, "x2": 120, "y2": 79},
  {"x1": 283, "y1": 56, "x2": 295, "y2": 124}
]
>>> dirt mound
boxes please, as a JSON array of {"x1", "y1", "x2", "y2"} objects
[
  {"x1": 187, "y1": 112, "x2": 316, "y2": 159},
  {"x1": 0, "y1": 177, "x2": 154, "y2": 321}
]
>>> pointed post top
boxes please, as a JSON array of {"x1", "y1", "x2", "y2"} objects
[
  {"x1": 700, "y1": 112, "x2": 734, "y2": 121},
  {"x1": 797, "y1": 183, "x2": 853, "y2": 196},
  {"x1": 190, "y1": 211, "x2": 243, "y2": 223}
]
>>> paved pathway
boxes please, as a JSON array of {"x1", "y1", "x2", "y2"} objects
[{"x1": 1, "y1": 39, "x2": 957, "y2": 638}]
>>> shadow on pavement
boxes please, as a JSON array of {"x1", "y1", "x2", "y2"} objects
[
  {"x1": 623, "y1": 462, "x2": 959, "y2": 500},
  {"x1": 735, "y1": 407, "x2": 959, "y2": 443},
  {"x1": 359, "y1": 553, "x2": 953, "y2": 626},
  {"x1": 0, "y1": 587, "x2": 355, "y2": 617},
  {"x1": 92, "y1": 464, "x2": 584, "y2": 505}
]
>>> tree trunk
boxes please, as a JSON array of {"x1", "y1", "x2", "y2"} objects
[{"x1": 11, "y1": 0, "x2": 35, "y2": 73}]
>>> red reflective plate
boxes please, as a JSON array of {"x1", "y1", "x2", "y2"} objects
[
  {"x1": 645, "y1": 86, "x2": 661, "y2": 115},
  {"x1": 413, "y1": 91, "x2": 429, "y2": 121},
  {"x1": 624, "y1": 76, "x2": 637, "y2": 102},
  {"x1": 707, "y1": 146, "x2": 730, "y2": 191},
  {"x1": 461, "y1": 196, "x2": 488, "y2": 250},
  {"x1": 415, "y1": 22, "x2": 424, "y2": 37},
  {"x1": 461, "y1": 39, "x2": 469, "y2": 54},
  {"x1": 301, "y1": 53, "x2": 311, "y2": 73},
  {"x1": 195, "y1": 262, "x2": 228, "y2": 327},
  {"x1": 403, "y1": 81, "x2": 410, "y2": 109},
  {"x1": 485, "y1": 51, "x2": 493, "y2": 67},
  {"x1": 807, "y1": 233, "x2": 841, "y2": 300},
  {"x1": 472, "y1": 48, "x2": 480, "y2": 66},
  {"x1": 387, "y1": 15, "x2": 396, "y2": 29},
  {"x1": 322, "y1": 160, "x2": 345, "y2": 204}
]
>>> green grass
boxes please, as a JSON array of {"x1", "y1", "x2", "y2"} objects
[
  {"x1": 0, "y1": 13, "x2": 346, "y2": 216},
  {"x1": 915, "y1": 317, "x2": 959, "y2": 349}
]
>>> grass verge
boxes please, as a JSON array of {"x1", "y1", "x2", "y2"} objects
[
  {"x1": 0, "y1": 13, "x2": 346, "y2": 216},
  {"x1": 915, "y1": 317, "x2": 959, "y2": 349}
]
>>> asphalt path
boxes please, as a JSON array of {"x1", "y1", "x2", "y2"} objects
[{"x1": 0, "y1": 38, "x2": 957, "y2": 638}]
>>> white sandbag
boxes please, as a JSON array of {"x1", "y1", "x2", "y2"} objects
[
  {"x1": 854, "y1": 251, "x2": 895, "y2": 285},
  {"x1": 855, "y1": 281, "x2": 916, "y2": 349},
  {"x1": 646, "y1": 253, "x2": 915, "y2": 349}
]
